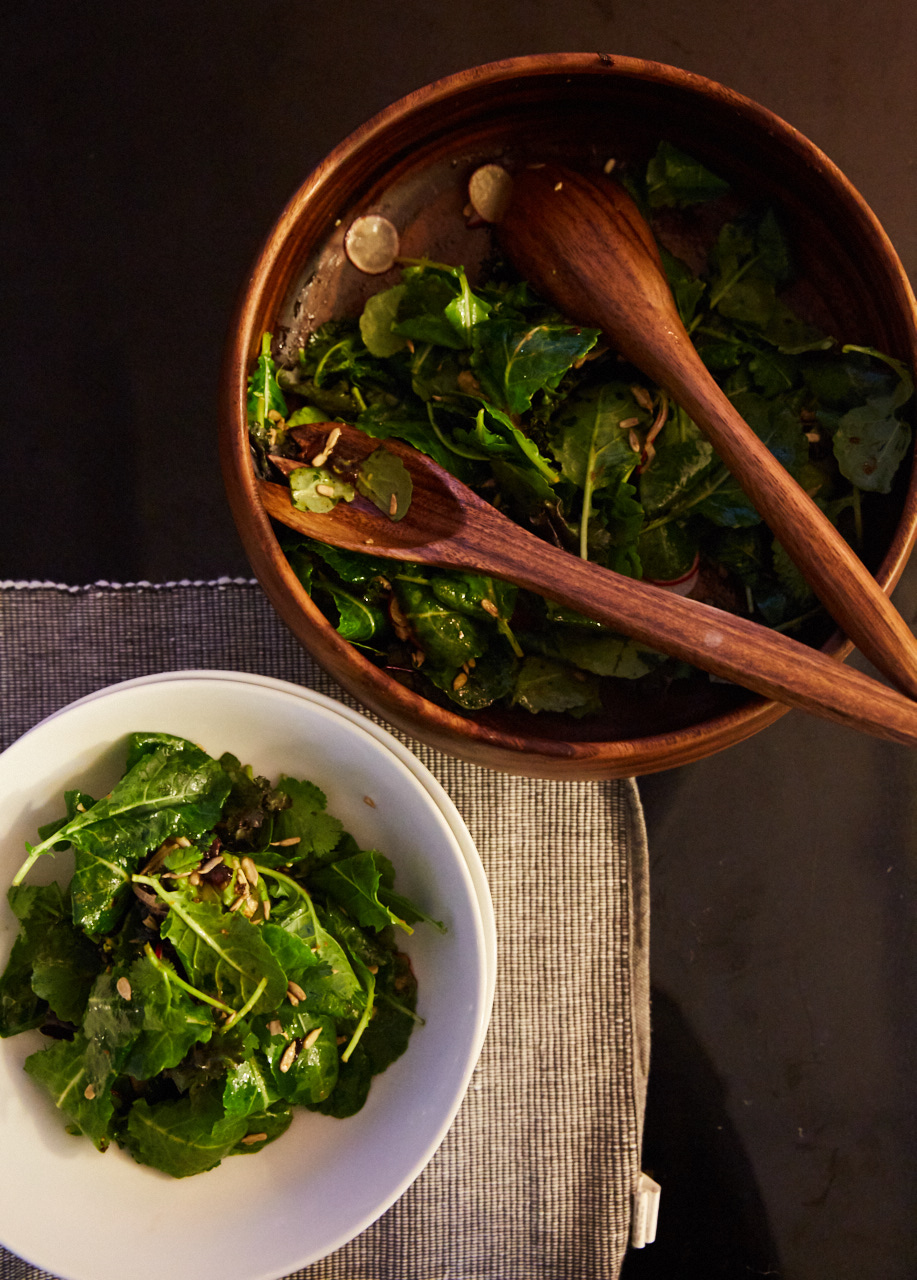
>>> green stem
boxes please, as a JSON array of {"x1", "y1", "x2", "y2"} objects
[
  {"x1": 641, "y1": 464, "x2": 732, "y2": 533},
  {"x1": 342, "y1": 967, "x2": 376, "y2": 1063},
  {"x1": 706, "y1": 253, "x2": 762, "y2": 313},
  {"x1": 396, "y1": 255, "x2": 457, "y2": 273},
  {"x1": 143, "y1": 943, "x2": 235, "y2": 1016},
  {"x1": 376, "y1": 991, "x2": 426, "y2": 1025},
  {"x1": 484, "y1": 581, "x2": 524, "y2": 659},
  {"x1": 772, "y1": 605, "x2": 825, "y2": 634},
  {"x1": 313, "y1": 339, "x2": 348, "y2": 387},
  {"x1": 427, "y1": 404, "x2": 489, "y2": 461},
  {"x1": 852, "y1": 486, "x2": 863, "y2": 548},
  {"x1": 254, "y1": 864, "x2": 321, "y2": 936},
  {"x1": 579, "y1": 451, "x2": 597, "y2": 563},
  {"x1": 255, "y1": 331, "x2": 272, "y2": 430},
  {"x1": 224, "y1": 976, "x2": 269, "y2": 1029},
  {"x1": 12, "y1": 844, "x2": 50, "y2": 886}
]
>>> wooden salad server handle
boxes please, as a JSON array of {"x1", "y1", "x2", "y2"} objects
[
  {"x1": 496, "y1": 162, "x2": 917, "y2": 700},
  {"x1": 257, "y1": 424, "x2": 917, "y2": 749}
]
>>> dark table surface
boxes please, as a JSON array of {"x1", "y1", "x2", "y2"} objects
[{"x1": 3, "y1": 4, "x2": 917, "y2": 1277}]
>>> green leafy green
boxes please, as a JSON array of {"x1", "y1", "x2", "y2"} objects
[
  {"x1": 13, "y1": 735, "x2": 231, "y2": 937},
  {"x1": 24, "y1": 1034, "x2": 116, "y2": 1151},
  {"x1": 247, "y1": 332, "x2": 288, "y2": 440},
  {"x1": 646, "y1": 141, "x2": 731, "y2": 208},
  {"x1": 355, "y1": 447, "x2": 413, "y2": 521},
  {"x1": 290, "y1": 466, "x2": 355, "y2": 513},
  {"x1": 122, "y1": 1087, "x2": 249, "y2": 1178},
  {"x1": 1, "y1": 738, "x2": 437, "y2": 1176},
  {"x1": 251, "y1": 141, "x2": 914, "y2": 717},
  {"x1": 470, "y1": 317, "x2": 599, "y2": 415}
]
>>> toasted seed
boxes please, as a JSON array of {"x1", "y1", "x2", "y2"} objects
[
  {"x1": 302, "y1": 1027, "x2": 321, "y2": 1050},
  {"x1": 228, "y1": 894, "x2": 246, "y2": 913},
  {"x1": 241, "y1": 856, "x2": 259, "y2": 887},
  {"x1": 480, "y1": 598, "x2": 499, "y2": 618},
  {"x1": 389, "y1": 596, "x2": 410, "y2": 640},
  {"x1": 116, "y1": 977, "x2": 132, "y2": 1001},
  {"x1": 311, "y1": 425, "x2": 342, "y2": 468},
  {"x1": 199, "y1": 855, "x2": 223, "y2": 874},
  {"x1": 279, "y1": 1041, "x2": 298, "y2": 1073},
  {"x1": 314, "y1": 482, "x2": 336, "y2": 499},
  {"x1": 270, "y1": 836, "x2": 301, "y2": 847},
  {"x1": 363, "y1": 795, "x2": 377, "y2": 808},
  {"x1": 240, "y1": 1132, "x2": 268, "y2": 1146},
  {"x1": 389, "y1": 491, "x2": 398, "y2": 517},
  {"x1": 630, "y1": 384, "x2": 654, "y2": 412},
  {"x1": 452, "y1": 671, "x2": 468, "y2": 690},
  {"x1": 267, "y1": 1019, "x2": 283, "y2": 1037},
  {"x1": 84, "y1": 1083, "x2": 96, "y2": 1100},
  {"x1": 604, "y1": 157, "x2": 617, "y2": 174},
  {"x1": 187, "y1": 871, "x2": 201, "y2": 887},
  {"x1": 287, "y1": 980, "x2": 307, "y2": 1003}
]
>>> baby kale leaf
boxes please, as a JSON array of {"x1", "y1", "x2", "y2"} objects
[
  {"x1": 24, "y1": 1034, "x2": 116, "y2": 1151},
  {"x1": 161, "y1": 893, "x2": 288, "y2": 1017},
  {"x1": 122, "y1": 1084, "x2": 249, "y2": 1178},
  {"x1": 14, "y1": 736, "x2": 231, "y2": 937}
]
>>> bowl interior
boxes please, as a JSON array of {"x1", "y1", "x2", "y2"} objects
[
  {"x1": 0, "y1": 675, "x2": 492, "y2": 1280},
  {"x1": 221, "y1": 55, "x2": 917, "y2": 777}
]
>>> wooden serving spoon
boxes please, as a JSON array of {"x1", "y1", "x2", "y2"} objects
[
  {"x1": 257, "y1": 424, "x2": 917, "y2": 749},
  {"x1": 495, "y1": 162, "x2": 917, "y2": 700}
]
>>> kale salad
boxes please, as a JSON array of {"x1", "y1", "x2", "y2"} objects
[
  {"x1": 0, "y1": 732, "x2": 439, "y2": 1178},
  {"x1": 249, "y1": 142, "x2": 915, "y2": 719}
]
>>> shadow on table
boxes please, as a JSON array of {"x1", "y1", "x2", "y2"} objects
[{"x1": 621, "y1": 987, "x2": 782, "y2": 1279}]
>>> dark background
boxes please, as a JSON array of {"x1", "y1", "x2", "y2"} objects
[{"x1": 3, "y1": 3, "x2": 917, "y2": 1277}]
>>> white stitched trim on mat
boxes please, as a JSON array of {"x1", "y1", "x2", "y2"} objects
[{"x1": 0, "y1": 578, "x2": 258, "y2": 592}]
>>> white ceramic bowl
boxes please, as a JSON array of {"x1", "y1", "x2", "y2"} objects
[{"x1": 0, "y1": 673, "x2": 495, "y2": 1280}]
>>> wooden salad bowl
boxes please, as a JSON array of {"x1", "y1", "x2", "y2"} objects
[{"x1": 219, "y1": 53, "x2": 917, "y2": 779}]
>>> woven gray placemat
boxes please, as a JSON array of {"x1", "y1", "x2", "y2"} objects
[{"x1": 0, "y1": 580, "x2": 650, "y2": 1280}]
